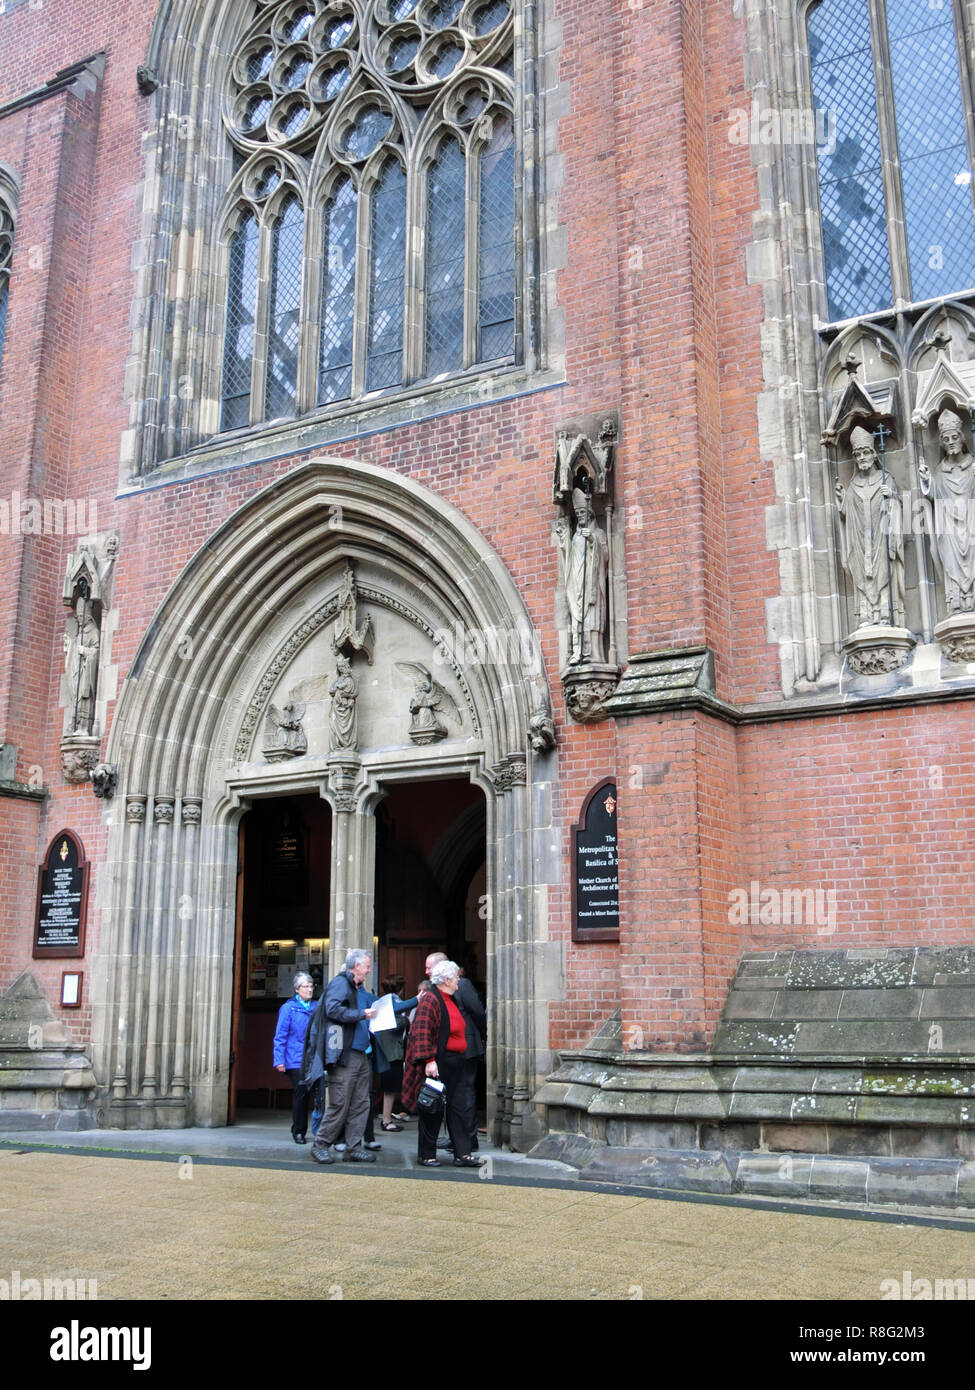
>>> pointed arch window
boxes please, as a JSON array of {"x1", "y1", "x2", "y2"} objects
[
  {"x1": 0, "y1": 195, "x2": 13, "y2": 378},
  {"x1": 808, "y1": 0, "x2": 975, "y2": 323},
  {"x1": 217, "y1": 0, "x2": 517, "y2": 433}
]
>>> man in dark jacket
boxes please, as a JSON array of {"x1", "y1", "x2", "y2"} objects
[
  {"x1": 425, "y1": 951, "x2": 485, "y2": 1153},
  {"x1": 308, "y1": 949, "x2": 377, "y2": 1165}
]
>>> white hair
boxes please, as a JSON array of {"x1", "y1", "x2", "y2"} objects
[
  {"x1": 344, "y1": 948, "x2": 371, "y2": 972},
  {"x1": 293, "y1": 972, "x2": 313, "y2": 991},
  {"x1": 430, "y1": 959, "x2": 460, "y2": 986}
]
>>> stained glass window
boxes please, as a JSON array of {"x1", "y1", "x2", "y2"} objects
[
  {"x1": 367, "y1": 161, "x2": 407, "y2": 391},
  {"x1": 425, "y1": 140, "x2": 466, "y2": 376},
  {"x1": 478, "y1": 119, "x2": 515, "y2": 361},
  {"x1": 319, "y1": 178, "x2": 357, "y2": 404},
  {"x1": 221, "y1": 213, "x2": 259, "y2": 431},
  {"x1": 219, "y1": 0, "x2": 517, "y2": 431},
  {"x1": 265, "y1": 197, "x2": 304, "y2": 419},
  {"x1": 809, "y1": 0, "x2": 975, "y2": 320}
]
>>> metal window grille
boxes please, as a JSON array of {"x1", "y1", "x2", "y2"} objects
[
  {"x1": 425, "y1": 141, "x2": 466, "y2": 376},
  {"x1": 265, "y1": 197, "x2": 304, "y2": 419},
  {"x1": 478, "y1": 119, "x2": 515, "y2": 361},
  {"x1": 367, "y1": 161, "x2": 407, "y2": 391},
  {"x1": 221, "y1": 213, "x2": 260, "y2": 430},
  {"x1": 319, "y1": 178, "x2": 357, "y2": 404}
]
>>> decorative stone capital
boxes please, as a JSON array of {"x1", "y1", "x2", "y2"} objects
[
  {"x1": 60, "y1": 734, "x2": 100, "y2": 784},
  {"x1": 126, "y1": 796, "x2": 147, "y2": 823},
  {"x1": 842, "y1": 625, "x2": 916, "y2": 675},
  {"x1": 490, "y1": 754, "x2": 527, "y2": 794},
  {"x1": 153, "y1": 799, "x2": 176, "y2": 825},
  {"x1": 181, "y1": 798, "x2": 203, "y2": 826},
  {"x1": 562, "y1": 663, "x2": 620, "y2": 723},
  {"x1": 327, "y1": 754, "x2": 362, "y2": 814},
  {"x1": 934, "y1": 612, "x2": 975, "y2": 665}
]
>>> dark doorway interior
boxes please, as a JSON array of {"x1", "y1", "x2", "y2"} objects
[
  {"x1": 231, "y1": 794, "x2": 332, "y2": 1118},
  {"x1": 374, "y1": 777, "x2": 487, "y2": 1001},
  {"x1": 373, "y1": 776, "x2": 488, "y2": 1133}
]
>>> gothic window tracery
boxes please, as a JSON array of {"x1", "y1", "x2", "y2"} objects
[
  {"x1": 808, "y1": 0, "x2": 975, "y2": 323},
  {"x1": 219, "y1": 0, "x2": 516, "y2": 431}
]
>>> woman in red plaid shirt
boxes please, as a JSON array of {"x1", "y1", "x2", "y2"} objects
[{"x1": 402, "y1": 960, "x2": 485, "y2": 1169}]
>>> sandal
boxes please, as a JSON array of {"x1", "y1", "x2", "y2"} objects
[
  {"x1": 417, "y1": 1157, "x2": 441, "y2": 1168},
  {"x1": 381, "y1": 1120, "x2": 404, "y2": 1131}
]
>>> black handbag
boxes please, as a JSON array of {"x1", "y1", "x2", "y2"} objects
[{"x1": 416, "y1": 1079, "x2": 445, "y2": 1118}]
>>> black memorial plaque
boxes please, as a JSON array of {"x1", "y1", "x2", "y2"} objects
[
  {"x1": 33, "y1": 830, "x2": 89, "y2": 958},
  {"x1": 572, "y1": 780, "x2": 620, "y2": 941}
]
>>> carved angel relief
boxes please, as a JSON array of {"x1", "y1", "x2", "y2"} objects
[{"x1": 395, "y1": 662, "x2": 461, "y2": 744}]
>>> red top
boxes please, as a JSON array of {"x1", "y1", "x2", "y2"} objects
[{"x1": 444, "y1": 994, "x2": 468, "y2": 1053}]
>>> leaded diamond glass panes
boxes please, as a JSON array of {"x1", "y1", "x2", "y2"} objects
[
  {"x1": 470, "y1": 0, "x2": 509, "y2": 37},
  {"x1": 265, "y1": 197, "x2": 304, "y2": 418},
  {"x1": 367, "y1": 161, "x2": 407, "y2": 390},
  {"x1": 478, "y1": 119, "x2": 515, "y2": 361},
  {"x1": 246, "y1": 45, "x2": 274, "y2": 82},
  {"x1": 886, "y1": 0, "x2": 975, "y2": 302},
  {"x1": 221, "y1": 213, "x2": 259, "y2": 430},
  {"x1": 422, "y1": 0, "x2": 463, "y2": 30},
  {"x1": 219, "y1": 0, "x2": 517, "y2": 429},
  {"x1": 809, "y1": 0, "x2": 891, "y2": 320},
  {"x1": 808, "y1": 0, "x2": 975, "y2": 319},
  {"x1": 425, "y1": 140, "x2": 466, "y2": 375},
  {"x1": 320, "y1": 178, "x2": 357, "y2": 404},
  {"x1": 346, "y1": 107, "x2": 393, "y2": 160}
]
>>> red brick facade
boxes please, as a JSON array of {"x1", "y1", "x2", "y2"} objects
[{"x1": 1, "y1": 0, "x2": 972, "y2": 1116}]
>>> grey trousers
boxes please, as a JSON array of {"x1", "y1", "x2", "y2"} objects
[{"x1": 314, "y1": 1050, "x2": 371, "y2": 1149}]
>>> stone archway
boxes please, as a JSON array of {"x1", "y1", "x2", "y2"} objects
[{"x1": 94, "y1": 458, "x2": 557, "y2": 1145}]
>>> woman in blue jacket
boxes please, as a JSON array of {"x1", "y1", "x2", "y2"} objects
[{"x1": 273, "y1": 972, "x2": 316, "y2": 1144}]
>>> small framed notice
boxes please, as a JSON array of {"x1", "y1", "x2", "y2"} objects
[
  {"x1": 33, "y1": 830, "x2": 89, "y2": 959},
  {"x1": 572, "y1": 779, "x2": 620, "y2": 942},
  {"x1": 61, "y1": 971, "x2": 83, "y2": 1008}
]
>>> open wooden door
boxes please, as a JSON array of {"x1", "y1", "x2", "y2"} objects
[{"x1": 228, "y1": 815, "x2": 246, "y2": 1124}]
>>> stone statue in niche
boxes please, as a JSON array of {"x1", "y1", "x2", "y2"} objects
[
  {"x1": 395, "y1": 662, "x2": 460, "y2": 744},
  {"x1": 556, "y1": 486, "x2": 610, "y2": 664},
  {"x1": 835, "y1": 425, "x2": 905, "y2": 629},
  {"x1": 329, "y1": 654, "x2": 359, "y2": 752},
  {"x1": 263, "y1": 700, "x2": 308, "y2": 761},
  {"x1": 64, "y1": 591, "x2": 101, "y2": 734},
  {"x1": 919, "y1": 408, "x2": 975, "y2": 614}
]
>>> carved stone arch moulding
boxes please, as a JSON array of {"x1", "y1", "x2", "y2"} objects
[{"x1": 96, "y1": 457, "x2": 555, "y2": 1142}]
